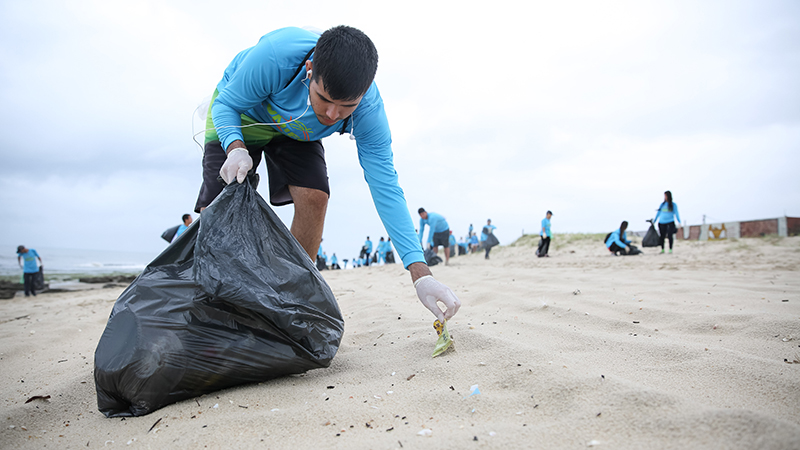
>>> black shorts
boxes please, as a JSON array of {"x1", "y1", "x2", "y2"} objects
[
  {"x1": 195, "y1": 135, "x2": 329, "y2": 212},
  {"x1": 432, "y1": 230, "x2": 450, "y2": 248}
]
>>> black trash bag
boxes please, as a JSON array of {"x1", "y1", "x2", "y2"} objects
[
  {"x1": 536, "y1": 237, "x2": 550, "y2": 257},
  {"x1": 424, "y1": 247, "x2": 442, "y2": 266},
  {"x1": 385, "y1": 251, "x2": 395, "y2": 264},
  {"x1": 483, "y1": 234, "x2": 500, "y2": 249},
  {"x1": 642, "y1": 220, "x2": 660, "y2": 248},
  {"x1": 94, "y1": 176, "x2": 343, "y2": 418},
  {"x1": 33, "y1": 266, "x2": 46, "y2": 291},
  {"x1": 627, "y1": 244, "x2": 643, "y2": 255},
  {"x1": 160, "y1": 225, "x2": 180, "y2": 243}
]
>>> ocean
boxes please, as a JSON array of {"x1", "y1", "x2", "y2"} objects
[{"x1": 1, "y1": 245, "x2": 158, "y2": 279}]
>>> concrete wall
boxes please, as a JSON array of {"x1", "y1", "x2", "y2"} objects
[
  {"x1": 740, "y1": 219, "x2": 779, "y2": 237},
  {"x1": 639, "y1": 217, "x2": 797, "y2": 240}
]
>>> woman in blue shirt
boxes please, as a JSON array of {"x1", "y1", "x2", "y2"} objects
[{"x1": 654, "y1": 191, "x2": 681, "y2": 254}]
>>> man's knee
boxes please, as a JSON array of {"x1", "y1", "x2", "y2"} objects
[{"x1": 290, "y1": 186, "x2": 329, "y2": 213}]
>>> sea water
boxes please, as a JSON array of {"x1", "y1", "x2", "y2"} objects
[{"x1": 0, "y1": 245, "x2": 158, "y2": 278}]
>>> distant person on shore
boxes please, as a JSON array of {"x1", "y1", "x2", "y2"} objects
[
  {"x1": 385, "y1": 237, "x2": 396, "y2": 264},
  {"x1": 537, "y1": 210, "x2": 553, "y2": 258},
  {"x1": 330, "y1": 253, "x2": 340, "y2": 269},
  {"x1": 605, "y1": 221, "x2": 633, "y2": 256},
  {"x1": 469, "y1": 232, "x2": 479, "y2": 253},
  {"x1": 376, "y1": 237, "x2": 388, "y2": 264},
  {"x1": 654, "y1": 191, "x2": 681, "y2": 254},
  {"x1": 481, "y1": 219, "x2": 498, "y2": 259},
  {"x1": 448, "y1": 231, "x2": 457, "y2": 257},
  {"x1": 418, "y1": 208, "x2": 451, "y2": 265},
  {"x1": 175, "y1": 214, "x2": 193, "y2": 240},
  {"x1": 16, "y1": 245, "x2": 42, "y2": 297},
  {"x1": 364, "y1": 237, "x2": 373, "y2": 266}
]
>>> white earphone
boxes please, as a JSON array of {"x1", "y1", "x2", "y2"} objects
[{"x1": 305, "y1": 70, "x2": 312, "y2": 81}]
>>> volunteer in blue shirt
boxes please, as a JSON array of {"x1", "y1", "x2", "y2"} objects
[
  {"x1": 194, "y1": 26, "x2": 459, "y2": 323},
  {"x1": 605, "y1": 221, "x2": 632, "y2": 255},
  {"x1": 418, "y1": 208, "x2": 451, "y2": 266},
  {"x1": 469, "y1": 233, "x2": 479, "y2": 253},
  {"x1": 448, "y1": 232, "x2": 457, "y2": 257},
  {"x1": 174, "y1": 214, "x2": 193, "y2": 241},
  {"x1": 330, "y1": 253, "x2": 340, "y2": 270},
  {"x1": 654, "y1": 190, "x2": 681, "y2": 254},
  {"x1": 16, "y1": 245, "x2": 42, "y2": 297},
  {"x1": 377, "y1": 237, "x2": 387, "y2": 264},
  {"x1": 538, "y1": 210, "x2": 553, "y2": 258},
  {"x1": 480, "y1": 219, "x2": 497, "y2": 259}
]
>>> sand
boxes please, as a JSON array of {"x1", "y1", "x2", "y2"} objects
[{"x1": 1, "y1": 235, "x2": 799, "y2": 449}]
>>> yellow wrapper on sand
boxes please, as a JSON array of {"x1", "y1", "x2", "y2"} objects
[{"x1": 432, "y1": 319, "x2": 454, "y2": 357}]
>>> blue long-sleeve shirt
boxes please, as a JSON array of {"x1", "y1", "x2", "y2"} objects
[
  {"x1": 211, "y1": 27, "x2": 424, "y2": 268},
  {"x1": 654, "y1": 202, "x2": 681, "y2": 225},
  {"x1": 418, "y1": 212, "x2": 449, "y2": 244},
  {"x1": 606, "y1": 229, "x2": 631, "y2": 249},
  {"x1": 480, "y1": 224, "x2": 496, "y2": 242}
]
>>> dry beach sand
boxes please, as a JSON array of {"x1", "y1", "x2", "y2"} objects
[{"x1": 1, "y1": 235, "x2": 799, "y2": 449}]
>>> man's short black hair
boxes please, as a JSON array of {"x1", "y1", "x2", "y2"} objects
[
  {"x1": 314, "y1": 25, "x2": 378, "y2": 101},
  {"x1": 418, "y1": 208, "x2": 426, "y2": 214},
  {"x1": 182, "y1": 214, "x2": 191, "y2": 222}
]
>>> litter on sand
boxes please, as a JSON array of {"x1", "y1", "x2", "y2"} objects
[
  {"x1": 464, "y1": 384, "x2": 481, "y2": 399},
  {"x1": 432, "y1": 320, "x2": 454, "y2": 357}
]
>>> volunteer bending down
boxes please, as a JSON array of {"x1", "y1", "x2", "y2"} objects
[{"x1": 194, "y1": 25, "x2": 460, "y2": 322}]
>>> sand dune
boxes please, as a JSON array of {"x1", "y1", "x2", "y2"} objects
[{"x1": 1, "y1": 236, "x2": 798, "y2": 449}]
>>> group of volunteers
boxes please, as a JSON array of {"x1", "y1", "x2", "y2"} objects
[
  {"x1": 533, "y1": 190, "x2": 681, "y2": 258},
  {"x1": 13, "y1": 24, "x2": 683, "y2": 327},
  {"x1": 417, "y1": 208, "x2": 500, "y2": 263},
  {"x1": 604, "y1": 190, "x2": 681, "y2": 256}
]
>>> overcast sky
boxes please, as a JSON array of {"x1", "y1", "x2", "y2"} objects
[{"x1": 1, "y1": 0, "x2": 798, "y2": 261}]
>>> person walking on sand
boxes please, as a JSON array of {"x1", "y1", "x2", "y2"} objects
[
  {"x1": 480, "y1": 219, "x2": 498, "y2": 259},
  {"x1": 654, "y1": 191, "x2": 681, "y2": 254},
  {"x1": 418, "y1": 208, "x2": 452, "y2": 266},
  {"x1": 16, "y1": 245, "x2": 42, "y2": 297},
  {"x1": 364, "y1": 237, "x2": 373, "y2": 266},
  {"x1": 469, "y1": 232, "x2": 479, "y2": 253},
  {"x1": 537, "y1": 210, "x2": 553, "y2": 258}
]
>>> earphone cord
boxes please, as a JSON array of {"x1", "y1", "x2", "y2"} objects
[{"x1": 191, "y1": 80, "x2": 312, "y2": 151}]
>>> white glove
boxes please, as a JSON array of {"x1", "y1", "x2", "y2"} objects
[
  {"x1": 220, "y1": 148, "x2": 253, "y2": 184},
  {"x1": 414, "y1": 275, "x2": 461, "y2": 322}
]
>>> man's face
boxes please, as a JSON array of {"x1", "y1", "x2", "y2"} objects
[
  {"x1": 419, "y1": 211, "x2": 428, "y2": 220},
  {"x1": 184, "y1": 216, "x2": 193, "y2": 226},
  {"x1": 546, "y1": 213, "x2": 552, "y2": 219},
  {"x1": 308, "y1": 77, "x2": 363, "y2": 127}
]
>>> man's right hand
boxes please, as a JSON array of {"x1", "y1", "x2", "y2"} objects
[{"x1": 220, "y1": 148, "x2": 253, "y2": 184}]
